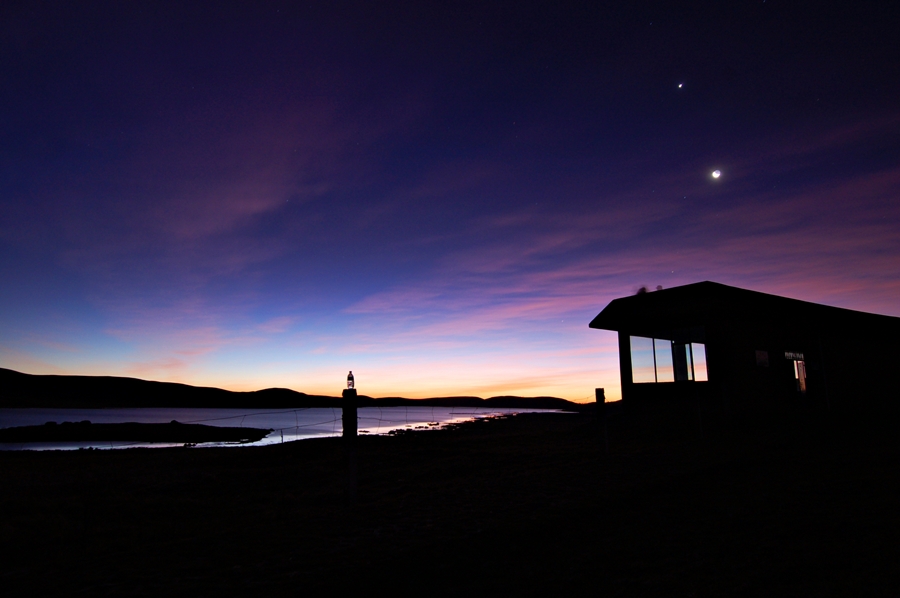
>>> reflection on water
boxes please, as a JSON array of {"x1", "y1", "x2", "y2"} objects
[{"x1": 0, "y1": 406, "x2": 555, "y2": 450}]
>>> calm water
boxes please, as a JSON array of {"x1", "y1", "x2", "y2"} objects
[{"x1": 0, "y1": 406, "x2": 555, "y2": 450}]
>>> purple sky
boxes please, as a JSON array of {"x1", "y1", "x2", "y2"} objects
[{"x1": 2, "y1": 1, "x2": 899, "y2": 401}]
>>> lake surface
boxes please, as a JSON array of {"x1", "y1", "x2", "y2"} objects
[{"x1": 0, "y1": 406, "x2": 557, "y2": 450}]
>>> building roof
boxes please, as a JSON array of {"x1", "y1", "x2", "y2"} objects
[{"x1": 589, "y1": 281, "x2": 900, "y2": 338}]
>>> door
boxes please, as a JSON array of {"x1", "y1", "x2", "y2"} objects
[{"x1": 793, "y1": 359, "x2": 807, "y2": 394}]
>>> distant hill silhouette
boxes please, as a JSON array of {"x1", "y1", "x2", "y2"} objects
[{"x1": 0, "y1": 368, "x2": 580, "y2": 410}]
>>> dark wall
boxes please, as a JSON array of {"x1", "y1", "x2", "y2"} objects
[{"x1": 619, "y1": 319, "x2": 900, "y2": 414}]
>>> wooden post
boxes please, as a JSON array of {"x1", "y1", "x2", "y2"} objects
[
  {"x1": 595, "y1": 388, "x2": 608, "y2": 454},
  {"x1": 342, "y1": 388, "x2": 358, "y2": 500},
  {"x1": 342, "y1": 388, "x2": 358, "y2": 438}
]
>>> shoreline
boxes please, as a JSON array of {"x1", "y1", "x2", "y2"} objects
[
  {"x1": 0, "y1": 405, "x2": 566, "y2": 450},
  {"x1": 0, "y1": 420, "x2": 272, "y2": 445}
]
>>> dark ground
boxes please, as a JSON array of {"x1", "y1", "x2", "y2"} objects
[{"x1": 1, "y1": 406, "x2": 898, "y2": 597}]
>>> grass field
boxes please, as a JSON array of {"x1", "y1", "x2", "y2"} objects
[{"x1": 1, "y1": 406, "x2": 898, "y2": 596}]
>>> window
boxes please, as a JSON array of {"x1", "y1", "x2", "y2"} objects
[
  {"x1": 654, "y1": 339, "x2": 675, "y2": 382},
  {"x1": 631, "y1": 336, "x2": 708, "y2": 383},
  {"x1": 630, "y1": 336, "x2": 656, "y2": 383},
  {"x1": 691, "y1": 343, "x2": 708, "y2": 381},
  {"x1": 674, "y1": 343, "x2": 693, "y2": 381},
  {"x1": 786, "y1": 351, "x2": 806, "y2": 393}
]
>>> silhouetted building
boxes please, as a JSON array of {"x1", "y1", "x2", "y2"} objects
[{"x1": 589, "y1": 282, "x2": 900, "y2": 413}]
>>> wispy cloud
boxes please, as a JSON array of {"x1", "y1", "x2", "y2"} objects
[
  {"x1": 335, "y1": 116, "x2": 900, "y2": 400},
  {"x1": 4, "y1": 83, "x2": 897, "y2": 402},
  {"x1": 256, "y1": 316, "x2": 297, "y2": 335}
]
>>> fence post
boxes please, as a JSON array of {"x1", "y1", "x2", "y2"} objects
[
  {"x1": 595, "y1": 388, "x2": 608, "y2": 454},
  {"x1": 342, "y1": 388, "x2": 358, "y2": 501}
]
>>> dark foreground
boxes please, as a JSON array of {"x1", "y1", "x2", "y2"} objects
[{"x1": 1, "y1": 408, "x2": 898, "y2": 597}]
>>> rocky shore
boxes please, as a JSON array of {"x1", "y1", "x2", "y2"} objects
[{"x1": 0, "y1": 420, "x2": 271, "y2": 445}]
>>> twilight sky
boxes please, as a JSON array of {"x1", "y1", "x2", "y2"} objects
[{"x1": 2, "y1": 1, "x2": 899, "y2": 401}]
